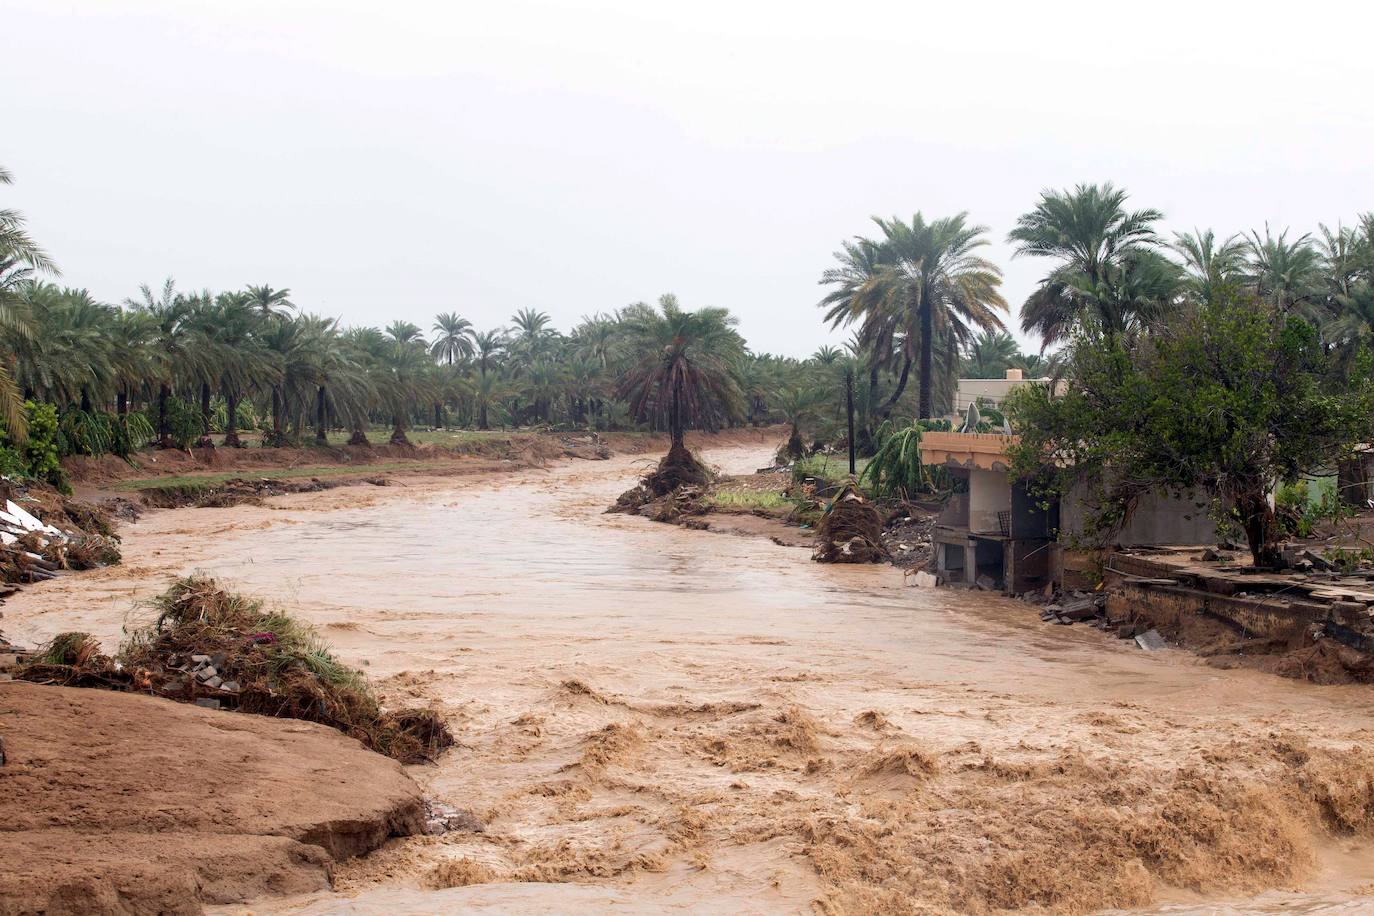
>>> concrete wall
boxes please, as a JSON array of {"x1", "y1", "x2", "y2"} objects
[
  {"x1": 969, "y1": 467, "x2": 1012, "y2": 534},
  {"x1": 953, "y1": 377, "x2": 1057, "y2": 414},
  {"x1": 1061, "y1": 483, "x2": 1215, "y2": 547}
]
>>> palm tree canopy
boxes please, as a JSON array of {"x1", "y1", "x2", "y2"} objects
[
  {"x1": 245, "y1": 284, "x2": 295, "y2": 319},
  {"x1": 617, "y1": 294, "x2": 746, "y2": 437},
  {"x1": 1009, "y1": 182, "x2": 1168, "y2": 346},
  {"x1": 962, "y1": 329, "x2": 1020, "y2": 379},
  {"x1": 430, "y1": 312, "x2": 475, "y2": 364}
]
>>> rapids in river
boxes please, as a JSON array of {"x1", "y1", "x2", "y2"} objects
[{"x1": 7, "y1": 444, "x2": 1374, "y2": 914}]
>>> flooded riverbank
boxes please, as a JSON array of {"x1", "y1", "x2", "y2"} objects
[{"x1": 6, "y1": 444, "x2": 1374, "y2": 913}]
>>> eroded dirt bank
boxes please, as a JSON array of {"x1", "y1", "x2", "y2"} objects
[
  {"x1": 6, "y1": 444, "x2": 1374, "y2": 914},
  {"x1": 0, "y1": 682, "x2": 423, "y2": 915}
]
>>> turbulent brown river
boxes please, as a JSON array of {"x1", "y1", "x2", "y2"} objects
[{"x1": 8, "y1": 445, "x2": 1374, "y2": 914}]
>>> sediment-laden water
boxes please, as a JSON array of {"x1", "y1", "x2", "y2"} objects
[{"x1": 7, "y1": 445, "x2": 1374, "y2": 914}]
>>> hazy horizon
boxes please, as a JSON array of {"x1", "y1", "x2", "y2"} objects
[{"x1": 6, "y1": 0, "x2": 1373, "y2": 357}]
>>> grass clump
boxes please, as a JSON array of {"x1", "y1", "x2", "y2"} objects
[
  {"x1": 792, "y1": 454, "x2": 869, "y2": 489},
  {"x1": 23, "y1": 576, "x2": 453, "y2": 763},
  {"x1": 707, "y1": 490, "x2": 790, "y2": 511}
]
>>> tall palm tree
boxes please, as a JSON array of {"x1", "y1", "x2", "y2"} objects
[
  {"x1": 472, "y1": 329, "x2": 506, "y2": 378},
  {"x1": 823, "y1": 213, "x2": 1007, "y2": 419},
  {"x1": 510, "y1": 307, "x2": 552, "y2": 342},
  {"x1": 295, "y1": 314, "x2": 371, "y2": 445},
  {"x1": 245, "y1": 284, "x2": 295, "y2": 320},
  {"x1": 379, "y1": 334, "x2": 430, "y2": 445},
  {"x1": 0, "y1": 165, "x2": 57, "y2": 439},
  {"x1": 1009, "y1": 182, "x2": 1168, "y2": 347},
  {"x1": 341, "y1": 326, "x2": 389, "y2": 445},
  {"x1": 617, "y1": 294, "x2": 745, "y2": 453},
  {"x1": 385, "y1": 320, "x2": 426, "y2": 347},
  {"x1": 1244, "y1": 225, "x2": 1321, "y2": 313},
  {"x1": 775, "y1": 386, "x2": 821, "y2": 459},
  {"x1": 811, "y1": 344, "x2": 842, "y2": 365},
  {"x1": 962, "y1": 329, "x2": 1019, "y2": 379},
  {"x1": 430, "y1": 312, "x2": 475, "y2": 365},
  {"x1": 1171, "y1": 229, "x2": 1246, "y2": 303},
  {"x1": 259, "y1": 314, "x2": 313, "y2": 446},
  {"x1": 204, "y1": 294, "x2": 278, "y2": 447},
  {"x1": 129, "y1": 280, "x2": 216, "y2": 448}
]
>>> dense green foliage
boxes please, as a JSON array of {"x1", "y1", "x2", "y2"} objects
[
  {"x1": 860, "y1": 419, "x2": 952, "y2": 499},
  {"x1": 1004, "y1": 291, "x2": 1374, "y2": 566}
]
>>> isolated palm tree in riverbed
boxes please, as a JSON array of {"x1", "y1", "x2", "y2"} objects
[{"x1": 617, "y1": 295, "x2": 745, "y2": 489}]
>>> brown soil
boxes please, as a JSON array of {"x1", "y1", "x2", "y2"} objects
[{"x1": 0, "y1": 681, "x2": 424, "y2": 915}]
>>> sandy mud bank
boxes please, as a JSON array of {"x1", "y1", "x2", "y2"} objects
[{"x1": 0, "y1": 682, "x2": 423, "y2": 915}]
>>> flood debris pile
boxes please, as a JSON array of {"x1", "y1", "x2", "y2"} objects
[
  {"x1": 138, "y1": 475, "x2": 346, "y2": 509},
  {"x1": 1071, "y1": 549, "x2": 1374, "y2": 682},
  {"x1": 879, "y1": 503, "x2": 937, "y2": 570},
  {"x1": 813, "y1": 484, "x2": 888, "y2": 563},
  {"x1": 609, "y1": 443, "x2": 714, "y2": 519},
  {"x1": 15, "y1": 575, "x2": 454, "y2": 762},
  {"x1": 0, "y1": 493, "x2": 120, "y2": 585}
]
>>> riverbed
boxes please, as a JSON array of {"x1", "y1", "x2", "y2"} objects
[{"x1": 6, "y1": 444, "x2": 1374, "y2": 914}]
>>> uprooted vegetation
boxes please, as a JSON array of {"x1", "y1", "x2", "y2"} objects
[
  {"x1": 15, "y1": 575, "x2": 453, "y2": 763},
  {"x1": 609, "y1": 441, "x2": 936, "y2": 565},
  {"x1": 609, "y1": 442, "x2": 716, "y2": 519},
  {"x1": 0, "y1": 482, "x2": 123, "y2": 586},
  {"x1": 813, "y1": 483, "x2": 888, "y2": 564}
]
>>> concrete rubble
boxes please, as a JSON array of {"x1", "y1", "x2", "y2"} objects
[{"x1": 423, "y1": 800, "x2": 486, "y2": 836}]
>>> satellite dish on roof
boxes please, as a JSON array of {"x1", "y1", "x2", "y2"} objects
[{"x1": 959, "y1": 401, "x2": 980, "y2": 433}]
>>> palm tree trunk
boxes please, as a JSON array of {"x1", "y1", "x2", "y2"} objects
[
  {"x1": 315, "y1": 386, "x2": 328, "y2": 445},
  {"x1": 479, "y1": 402, "x2": 489, "y2": 430},
  {"x1": 434, "y1": 403, "x2": 443, "y2": 430},
  {"x1": 157, "y1": 383, "x2": 171, "y2": 448},
  {"x1": 199, "y1": 382, "x2": 212, "y2": 440},
  {"x1": 117, "y1": 388, "x2": 127, "y2": 417},
  {"x1": 670, "y1": 379, "x2": 684, "y2": 449},
  {"x1": 348, "y1": 418, "x2": 370, "y2": 446},
  {"x1": 223, "y1": 388, "x2": 241, "y2": 448},
  {"x1": 880, "y1": 355, "x2": 914, "y2": 420},
  {"x1": 917, "y1": 304, "x2": 934, "y2": 419},
  {"x1": 269, "y1": 386, "x2": 285, "y2": 446},
  {"x1": 390, "y1": 413, "x2": 410, "y2": 446}
]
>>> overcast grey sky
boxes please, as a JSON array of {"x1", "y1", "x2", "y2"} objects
[{"x1": 6, "y1": 0, "x2": 1372, "y2": 357}]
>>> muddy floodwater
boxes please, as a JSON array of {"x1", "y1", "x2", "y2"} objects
[{"x1": 8, "y1": 445, "x2": 1374, "y2": 914}]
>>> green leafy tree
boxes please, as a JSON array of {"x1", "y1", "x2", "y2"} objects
[{"x1": 1005, "y1": 289, "x2": 1374, "y2": 567}]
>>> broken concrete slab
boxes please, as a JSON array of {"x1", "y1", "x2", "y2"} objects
[{"x1": 1135, "y1": 629, "x2": 1167, "y2": 651}]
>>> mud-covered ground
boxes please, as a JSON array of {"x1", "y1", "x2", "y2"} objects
[{"x1": 5, "y1": 441, "x2": 1374, "y2": 914}]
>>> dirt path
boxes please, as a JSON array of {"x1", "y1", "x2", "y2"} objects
[{"x1": 6, "y1": 445, "x2": 1374, "y2": 914}]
